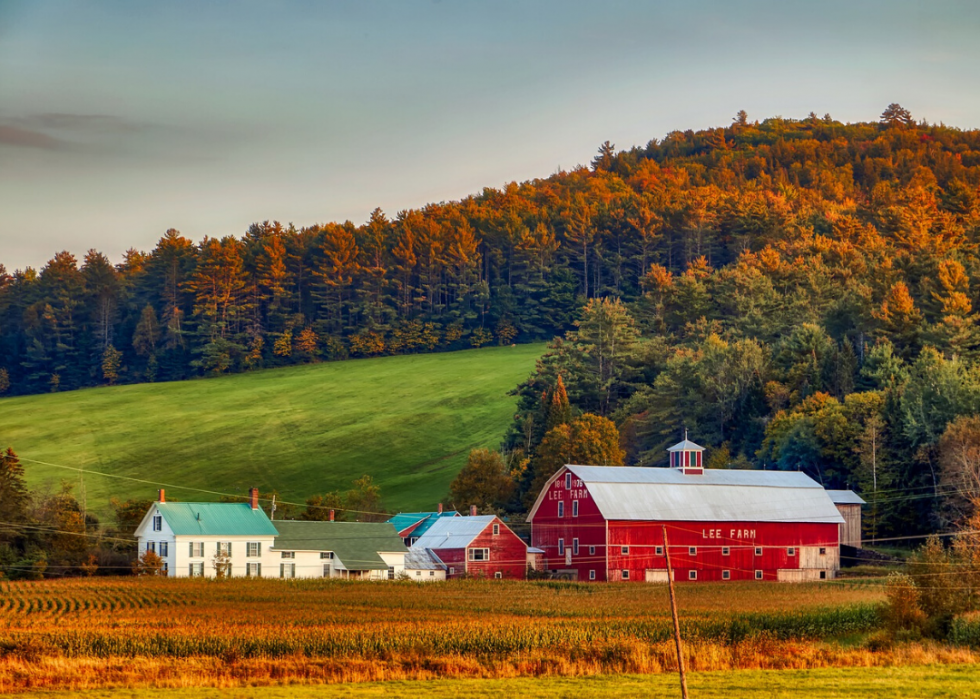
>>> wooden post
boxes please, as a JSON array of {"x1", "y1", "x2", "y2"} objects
[{"x1": 663, "y1": 525, "x2": 689, "y2": 699}]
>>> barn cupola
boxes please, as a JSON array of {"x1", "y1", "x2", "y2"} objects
[{"x1": 668, "y1": 431, "x2": 705, "y2": 475}]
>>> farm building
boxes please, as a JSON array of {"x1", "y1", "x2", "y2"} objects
[
  {"x1": 404, "y1": 547, "x2": 448, "y2": 581},
  {"x1": 135, "y1": 489, "x2": 278, "y2": 578},
  {"x1": 527, "y1": 438, "x2": 847, "y2": 583},
  {"x1": 827, "y1": 490, "x2": 866, "y2": 548},
  {"x1": 270, "y1": 520, "x2": 407, "y2": 580},
  {"x1": 388, "y1": 506, "x2": 459, "y2": 547},
  {"x1": 410, "y1": 514, "x2": 528, "y2": 579}
]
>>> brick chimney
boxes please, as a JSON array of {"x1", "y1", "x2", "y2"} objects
[
  {"x1": 329, "y1": 509, "x2": 335, "y2": 522},
  {"x1": 249, "y1": 488, "x2": 259, "y2": 510},
  {"x1": 437, "y1": 503, "x2": 443, "y2": 514},
  {"x1": 157, "y1": 489, "x2": 165, "y2": 503},
  {"x1": 470, "y1": 505, "x2": 477, "y2": 516}
]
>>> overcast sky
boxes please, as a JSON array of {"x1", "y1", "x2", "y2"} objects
[{"x1": 1, "y1": 0, "x2": 979, "y2": 272}]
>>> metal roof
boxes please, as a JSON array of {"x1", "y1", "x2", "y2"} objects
[
  {"x1": 411, "y1": 515, "x2": 496, "y2": 550},
  {"x1": 156, "y1": 503, "x2": 278, "y2": 537},
  {"x1": 271, "y1": 521, "x2": 406, "y2": 571},
  {"x1": 826, "y1": 490, "x2": 867, "y2": 505},
  {"x1": 528, "y1": 466, "x2": 844, "y2": 524},
  {"x1": 404, "y1": 548, "x2": 446, "y2": 570},
  {"x1": 667, "y1": 439, "x2": 705, "y2": 452},
  {"x1": 388, "y1": 511, "x2": 459, "y2": 538}
]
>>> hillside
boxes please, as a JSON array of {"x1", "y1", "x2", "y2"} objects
[{"x1": 0, "y1": 343, "x2": 543, "y2": 516}]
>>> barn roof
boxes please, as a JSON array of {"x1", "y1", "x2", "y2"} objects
[
  {"x1": 826, "y1": 490, "x2": 867, "y2": 505},
  {"x1": 154, "y1": 502, "x2": 278, "y2": 537},
  {"x1": 271, "y1": 521, "x2": 406, "y2": 571},
  {"x1": 528, "y1": 466, "x2": 845, "y2": 524},
  {"x1": 388, "y1": 510, "x2": 459, "y2": 538},
  {"x1": 411, "y1": 515, "x2": 496, "y2": 550}
]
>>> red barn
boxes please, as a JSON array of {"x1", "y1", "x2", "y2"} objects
[
  {"x1": 410, "y1": 515, "x2": 527, "y2": 580},
  {"x1": 527, "y1": 438, "x2": 844, "y2": 583}
]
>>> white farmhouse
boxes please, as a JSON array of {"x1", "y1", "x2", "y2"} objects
[
  {"x1": 270, "y1": 520, "x2": 407, "y2": 580},
  {"x1": 134, "y1": 489, "x2": 278, "y2": 578}
]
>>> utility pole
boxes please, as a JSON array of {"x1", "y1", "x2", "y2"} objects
[
  {"x1": 663, "y1": 525, "x2": 689, "y2": 699},
  {"x1": 270, "y1": 494, "x2": 277, "y2": 521}
]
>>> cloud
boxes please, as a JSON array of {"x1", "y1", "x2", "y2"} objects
[
  {"x1": 0, "y1": 124, "x2": 65, "y2": 150},
  {"x1": 22, "y1": 113, "x2": 142, "y2": 133}
]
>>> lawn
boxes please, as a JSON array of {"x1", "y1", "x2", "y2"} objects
[{"x1": 0, "y1": 344, "x2": 544, "y2": 515}]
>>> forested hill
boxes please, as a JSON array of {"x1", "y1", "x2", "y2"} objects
[{"x1": 1, "y1": 105, "x2": 979, "y2": 403}]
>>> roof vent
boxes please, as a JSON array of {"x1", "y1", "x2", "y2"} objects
[{"x1": 667, "y1": 429, "x2": 705, "y2": 475}]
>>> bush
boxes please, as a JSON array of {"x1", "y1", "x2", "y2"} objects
[{"x1": 883, "y1": 572, "x2": 926, "y2": 633}]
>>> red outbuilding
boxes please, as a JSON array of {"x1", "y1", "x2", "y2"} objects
[
  {"x1": 410, "y1": 515, "x2": 528, "y2": 580},
  {"x1": 527, "y1": 437, "x2": 846, "y2": 583}
]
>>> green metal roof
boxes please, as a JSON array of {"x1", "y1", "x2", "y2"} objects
[
  {"x1": 156, "y1": 502, "x2": 278, "y2": 537},
  {"x1": 272, "y1": 521, "x2": 407, "y2": 571}
]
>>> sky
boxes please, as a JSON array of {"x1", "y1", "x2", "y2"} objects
[{"x1": 1, "y1": 0, "x2": 979, "y2": 272}]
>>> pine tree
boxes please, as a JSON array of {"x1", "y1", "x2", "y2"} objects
[
  {"x1": 546, "y1": 374, "x2": 571, "y2": 430},
  {"x1": 101, "y1": 345, "x2": 122, "y2": 385},
  {"x1": 0, "y1": 368, "x2": 9, "y2": 395},
  {"x1": 0, "y1": 448, "x2": 30, "y2": 536}
]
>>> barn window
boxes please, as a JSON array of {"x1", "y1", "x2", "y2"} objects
[
  {"x1": 281, "y1": 551, "x2": 295, "y2": 559},
  {"x1": 722, "y1": 570, "x2": 730, "y2": 580},
  {"x1": 493, "y1": 524, "x2": 500, "y2": 535},
  {"x1": 755, "y1": 547, "x2": 763, "y2": 556},
  {"x1": 565, "y1": 473, "x2": 572, "y2": 489},
  {"x1": 320, "y1": 552, "x2": 334, "y2": 559},
  {"x1": 589, "y1": 545, "x2": 596, "y2": 555},
  {"x1": 449, "y1": 567, "x2": 456, "y2": 575},
  {"x1": 152, "y1": 515, "x2": 162, "y2": 532},
  {"x1": 415, "y1": 571, "x2": 421, "y2": 577},
  {"x1": 819, "y1": 547, "x2": 826, "y2": 555},
  {"x1": 468, "y1": 548, "x2": 490, "y2": 562},
  {"x1": 688, "y1": 570, "x2": 697, "y2": 580},
  {"x1": 755, "y1": 570, "x2": 763, "y2": 580},
  {"x1": 572, "y1": 500, "x2": 579, "y2": 517},
  {"x1": 820, "y1": 570, "x2": 827, "y2": 579},
  {"x1": 429, "y1": 571, "x2": 435, "y2": 577},
  {"x1": 688, "y1": 547, "x2": 697, "y2": 556},
  {"x1": 655, "y1": 546, "x2": 664, "y2": 556},
  {"x1": 558, "y1": 539, "x2": 565, "y2": 555},
  {"x1": 247, "y1": 542, "x2": 261, "y2": 557},
  {"x1": 572, "y1": 538, "x2": 579, "y2": 555},
  {"x1": 494, "y1": 572, "x2": 502, "y2": 579},
  {"x1": 589, "y1": 570, "x2": 596, "y2": 580},
  {"x1": 159, "y1": 542, "x2": 169, "y2": 557},
  {"x1": 622, "y1": 570, "x2": 629, "y2": 580},
  {"x1": 558, "y1": 502, "x2": 565, "y2": 518},
  {"x1": 787, "y1": 547, "x2": 796, "y2": 557},
  {"x1": 722, "y1": 547, "x2": 730, "y2": 556}
]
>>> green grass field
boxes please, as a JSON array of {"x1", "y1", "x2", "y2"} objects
[
  {"x1": 0, "y1": 344, "x2": 543, "y2": 515},
  {"x1": 9, "y1": 666, "x2": 979, "y2": 698}
]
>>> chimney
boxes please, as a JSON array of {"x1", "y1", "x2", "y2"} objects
[
  {"x1": 470, "y1": 505, "x2": 477, "y2": 517},
  {"x1": 157, "y1": 489, "x2": 165, "y2": 503},
  {"x1": 249, "y1": 488, "x2": 259, "y2": 510},
  {"x1": 329, "y1": 509, "x2": 335, "y2": 522},
  {"x1": 437, "y1": 503, "x2": 443, "y2": 514}
]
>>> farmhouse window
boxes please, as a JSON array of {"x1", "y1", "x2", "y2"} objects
[
  {"x1": 280, "y1": 563, "x2": 296, "y2": 579},
  {"x1": 468, "y1": 548, "x2": 490, "y2": 562},
  {"x1": 493, "y1": 523, "x2": 500, "y2": 535},
  {"x1": 217, "y1": 542, "x2": 232, "y2": 556},
  {"x1": 565, "y1": 473, "x2": 572, "y2": 489},
  {"x1": 689, "y1": 570, "x2": 697, "y2": 581},
  {"x1": 755, "y1": 570, "x2": 763, "y2": 580},
  {"x1": 655, "y1": 546, "x2": 664, "y2": 556},
  {"x1": 572, "y1": 500, "x2": 579, "y2": 517},
  {"x1": 320, "y1": 552, "x2": 334, "y2": 559},
  {"x1": 152, "y1": 515, "x2": 162, "y2": 532},
  {"x1": 722, "y1": 547, "x2": 730, "y2": 556},
  {"x1": 323, "y1": 565, "x2": 331, "y2": 577},
  {"x1": 589, "y1": 570, "x2": 596, "y2": 580},
  {"x1": 722, "y1": 570, "x2": 731, "y2": 580},
  {"x1": 247, "y1": 563, "x2": 261, "y2": 577},
  {"x1": 787, "y1": 547, "x2": 796, "y2": 557},
  {"x1": 572, "y1": 538, "x2": 579, "y2": 555},
  {"x1": 688, "y1": 547, "x2": 697, "y2": 556},
  {"x1": 429, "y1": 571, "x2": 434, "y2": 577},
  {"x1": 622, "y1": 570, "x2": 629, "y2": 580},
  {"x1": 558, "y1": 501, "x2": 565, "y2": 518},
  {"x1": 247, "y1": 542, "x2": 261, "y2": 557},
  {"x1": 755, "y1": 547, "x2": 763, "y2": 556},
  {"x1": 146, "y1": 541, "x2": 156, "y2": 554},
  {"x1": 159, "y1": 541, "x2": 169, "y2": 557},
  {"x1": 189, "y1": 542, "x2": 204, "y2": 558},
  {"x1": 494, "y1": 572, "x2": 502, "y2": 579},
  {"x1": 281, "y1": 551, "x2": 295, "y2": 559},
  {"x1": 388, "y1": 567, "x2": 395, "y2": 580},
  {"x1": 189, "y1": 563, "x2": 204, "y2": 577},
  {"x1": 819, "y1": 547, "x2": 826, "y2": 555},
  {"x1": 558, "y1": 539, "x2": 565, "y2": 556},
  {"x1": 589, "y1": 545, "x2": 596, "y2": 555}
]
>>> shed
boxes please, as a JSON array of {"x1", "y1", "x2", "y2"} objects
[
  {"x1": 410, "y1": 515, "x2": 528, "y2": 580},
  {"x1": 827, "y1": 490, "x2": 866, "y2": 549}
]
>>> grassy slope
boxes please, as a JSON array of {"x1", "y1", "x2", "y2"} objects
[
  {"x1": 9, "y1": 666, "x2": 979, "y2": 698},
  {"x1": 0, "y1": 344, "x2": 543, "y2": 514}
]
